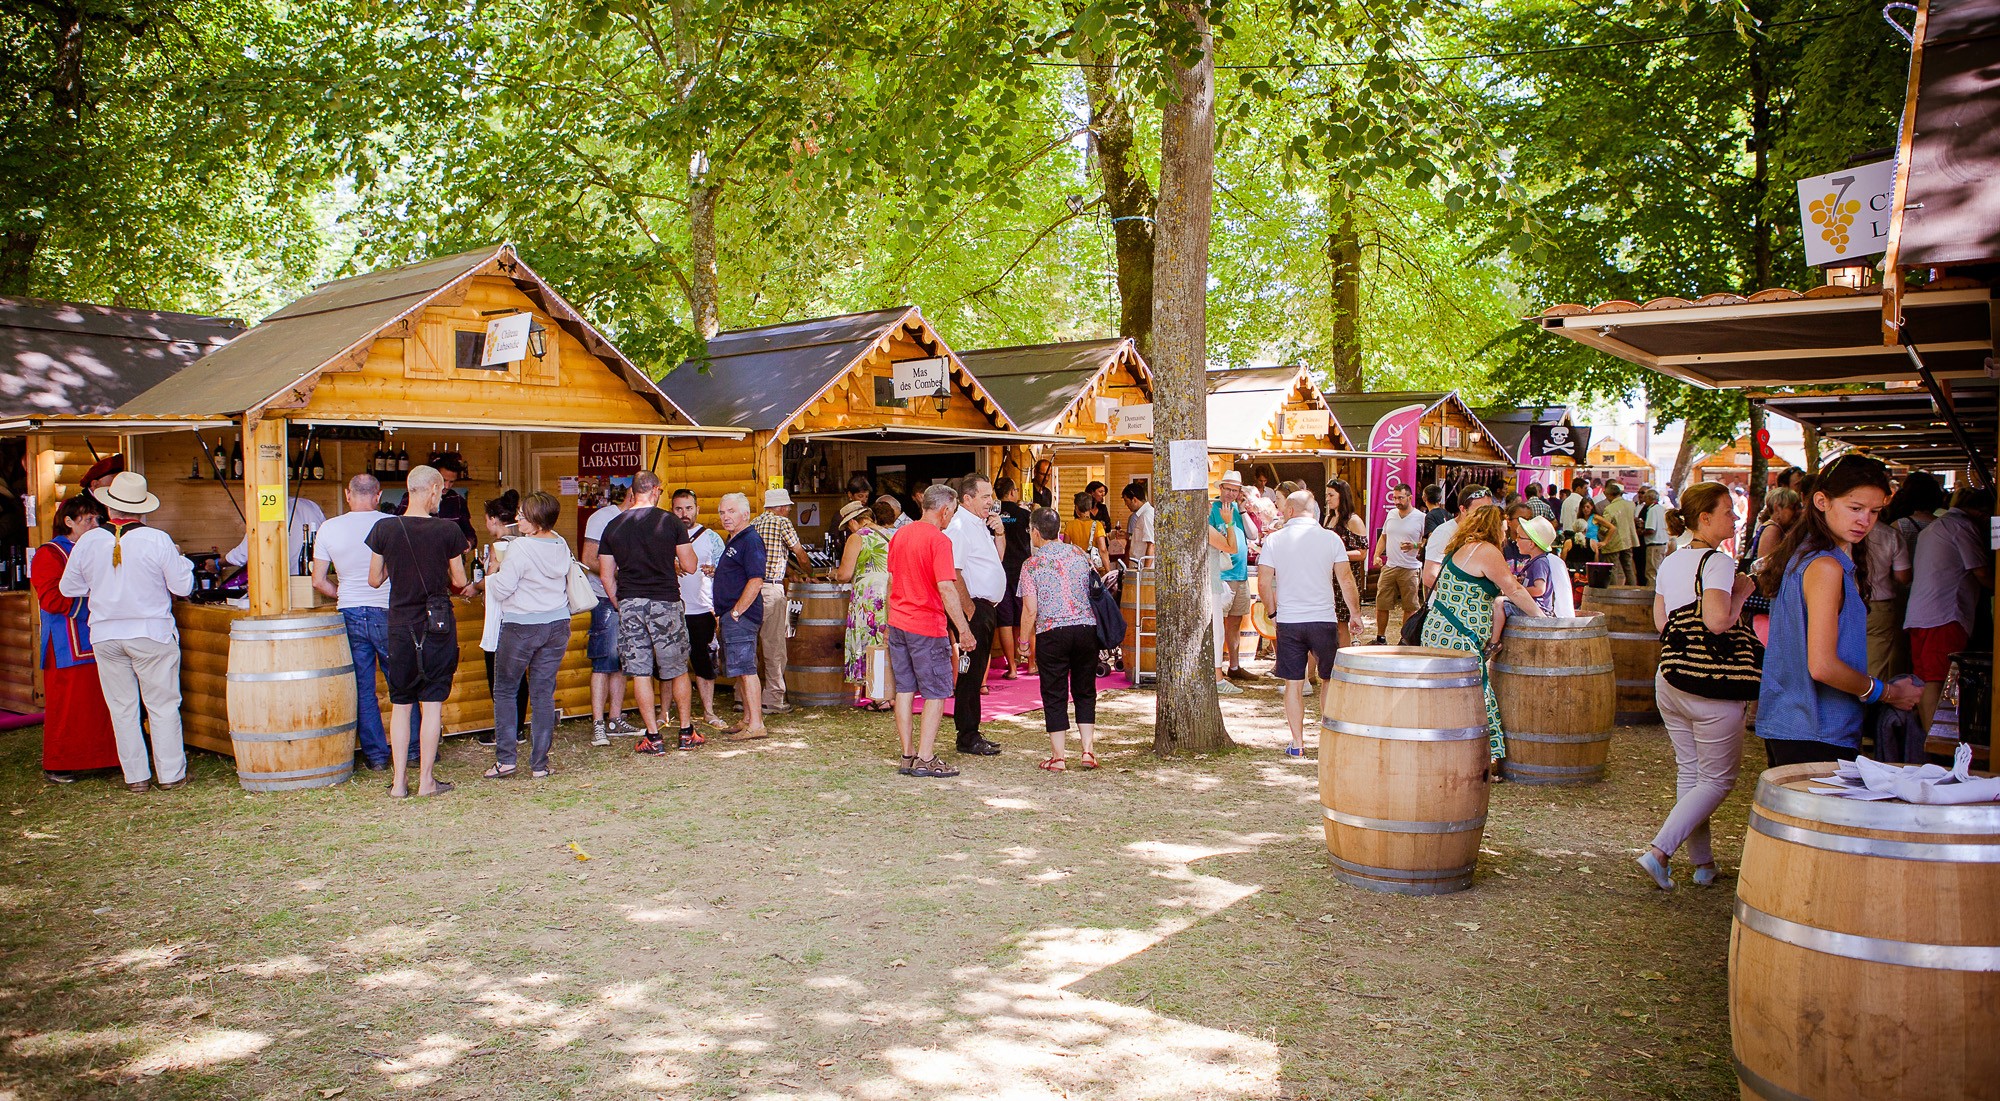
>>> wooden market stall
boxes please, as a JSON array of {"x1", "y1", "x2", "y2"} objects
[
  {"x1": 654, "y1": 307, "x2": 1069, "y2": 553},
  {"x1": 1475, "y1": 404, "x2": 1578, "y2": 496},
  {"x1": 1575, "y1": 439, "x2": 1660, "y2": 492},
  {"x1": 959, "y1": 337, "x2": 1154, "y2": 507},
  {"x1": 0, "y1": 296, "x2": 244, "y2": 714},
  {"x1": 1325, "y1": 390, "x2": 1513, "y2": 498},
  {"x1": 1206, "y1": 365, "x2": 1369, "y2": 503},
  {"x1": 6, "y1": 244, "x2": 741, "y2": 751},
  {"x1": 1687, "y1": 433, "x2": 1800, "y2": 489}
]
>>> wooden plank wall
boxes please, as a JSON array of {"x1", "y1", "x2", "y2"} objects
[{"x1": 0, "y1": 591, "x2": 35, "y2": 713}]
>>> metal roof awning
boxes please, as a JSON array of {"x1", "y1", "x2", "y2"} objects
[
  {"x1": 1532, "y1": 286, "x2": 1994, "y2": 389},
  {"x1": 0, "y1": 414, "x2": 236, "y2": 434},
  {"x1": 791, "y1": 426, "x2": 1076, "y2": 446},
  {"x1": 1753, "y1": 381, "x2": 1997, "y2": 472},
  {"x1": 1233, "y1": 448, "x2": 1406, "y2": 461},
  {"x1": 289, "y1": 416, "x2": 746, "y2": 438}
]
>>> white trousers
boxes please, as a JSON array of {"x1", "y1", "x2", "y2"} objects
[{"x1": 94, "y1": 636, "x2": 187, "y2": 785}]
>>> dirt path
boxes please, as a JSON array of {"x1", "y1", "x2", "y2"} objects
[{"x1": 0, "y1": 669, "x2": 1743, "y2": 1100}]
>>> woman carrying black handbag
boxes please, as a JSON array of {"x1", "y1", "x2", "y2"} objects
[{"x1": 1633, "y1": 482, "x2": 1761, "y2": 891}]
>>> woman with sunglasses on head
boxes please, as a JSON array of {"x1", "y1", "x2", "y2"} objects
[{"x1": 1755, "y1": 455, "x2": 1921, "y2": 769}]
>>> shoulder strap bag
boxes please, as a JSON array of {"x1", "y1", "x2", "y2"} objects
[{"x1": 1658, "y1": 548, "x2": 1764, "y2": 701}]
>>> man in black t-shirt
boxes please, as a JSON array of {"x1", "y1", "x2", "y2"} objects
[
  {"x1": 365, "y1": 464, "x2": 470, "y2": 799},
  {"x1": 991, "y1": 476, "x2": 1033, "y2": 678},
  {"x1": 596, "y1": 472, "x2": 700, "y2": 753}
]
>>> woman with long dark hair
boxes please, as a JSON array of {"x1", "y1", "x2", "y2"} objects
[
  {"x1": 31, "y1": 494, "x2": 119, "y2": 783},
  {"x1": 1756, "y1": 454, "x2": 1921, "y2": 766},
  {"x1": 1323, "y1": 478, "x2": 1368, "y2": 646}
]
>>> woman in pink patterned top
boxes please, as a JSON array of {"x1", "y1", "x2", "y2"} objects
[{"x1": 1016, "y1": 508, "x2": 1102, "y2": 772}]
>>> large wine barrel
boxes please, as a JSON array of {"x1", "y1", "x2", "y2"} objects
[
  {"x1": 1730, "y1": 762, "x2": 2000, "y2": 1100},
  {"x1": 226, "y1": 612, "x2": 356, "y2": 792},
  {"x1": 1585, "y1": 585, "x2": 1659, "y2": 724},
  {"x1": 1493, "y1": 615, "x2": 1617, "y2": 784},
  {"x1": 785, "y1": 581, "x2": 851, "y2": 707},
  {"x1": 1319, "y1": 647, "x2": 1492, "y2": 895},
  {"x1": 1123, "y1": 571, "x2": 1157, "y2": 676}
]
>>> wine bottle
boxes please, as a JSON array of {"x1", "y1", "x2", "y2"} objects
[
  {"x1": 310, "y1": 447, "x2": 325, "y2": 480},
  {"x1": 191, "y1": 453, "x2": 202, "y2": 480},
  {"x1": 230, "y1": 440, "x2": 243, "y2": 479},
  {"x1": 211, "y1": 439, "x2": 228, "y2": 479},
  {"x1": 397, "y1": 446, "x2": 410, "y2": 472},
  {"x1": 296, "y1": 524, "x2": 314, "y2": 576}
]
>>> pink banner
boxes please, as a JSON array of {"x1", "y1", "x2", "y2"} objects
[
  {"x1": 1515, "y1": 433, "x2": 1551, "y2": 497},
  {"x1": 1365, "y1": 404, "x2": 1425, "y2": 553}
]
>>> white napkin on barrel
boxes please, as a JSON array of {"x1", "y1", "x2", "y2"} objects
[{"x1": 1807, "y1": 744, "x2": 2000, "y2": 804}]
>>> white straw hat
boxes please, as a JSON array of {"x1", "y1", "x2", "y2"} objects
[
  {"x1": 763, "y1": 488, "x2": 794, "y2": 508},
  {"x1": 96, "y1": 471, "x2": 160, "y2": 514}
]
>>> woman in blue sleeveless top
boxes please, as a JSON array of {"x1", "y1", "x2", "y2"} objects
[{"x1": 1755, "y1": 455, "x2": 1921, "y2": 766}]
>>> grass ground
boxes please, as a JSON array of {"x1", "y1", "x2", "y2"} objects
[{"x1": 0, "y1": 662, "x2": 1746, "y2": 1100}]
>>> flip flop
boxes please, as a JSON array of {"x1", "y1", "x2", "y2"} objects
[
  {"x1": 418, "y1": 780, "x2": 456, "y2": 798},
  {"x1": 483, "y1": 765, "x2": 517, "y2": 780}
]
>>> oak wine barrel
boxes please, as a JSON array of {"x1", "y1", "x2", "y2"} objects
[
  {"x1": 1730, "y1": 762, "x2": 2000, "y2": 1100},
  {"x1": 1319, "y1": 647, "x2": 1491, "y2": 895},
  {"x1": 226, "y1": 612, "x2": 356, "y2": 792},
  {"x1": 1585, "y1": 585, "x2": 1659, "y2": 724},
  {"x1": 785, "y1": 581, "x2": 851, "y2": 707},
  {"x1": 1493, "y1": 614, "x2": 1617, "y2": 784}
]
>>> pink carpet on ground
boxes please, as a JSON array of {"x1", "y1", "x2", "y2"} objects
[
  {"x1": 911, "y1": 666, "x2": 1132, "y2": 719},
  {"x1": 0, "y1": 711, "x2": 44, "y2": 733}
]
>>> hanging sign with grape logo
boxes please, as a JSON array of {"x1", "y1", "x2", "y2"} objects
[{"x1": 1795, "y1": 159, "x2": 1896, "y2": 268}]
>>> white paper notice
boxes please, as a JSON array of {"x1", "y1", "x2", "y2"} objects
[
  {"x1": 1113, "y1": 403, "x2": 1154, "y2": 437},
  {"x1": 483, "y1": 312, "x2": 533, "y2": 365},
  {"x1": 1094, "y1": 397, "x2": 1121, "y2": 423},
  {"x1": 558, "y1": 476, "x2": 579, "y2": 496},
  {"x1": 1169, "y1": 440, "x2": 1209, "y2": 491}
]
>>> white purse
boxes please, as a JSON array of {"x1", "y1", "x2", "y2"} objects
[{"x1": 566, "y1": 556, "x2": 597, "y2": 615}]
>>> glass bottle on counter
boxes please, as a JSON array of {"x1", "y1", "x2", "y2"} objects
[
  {"x1": 296, "y1": 524, "x2": 315, "y2": 576},
  {"x1": 230, "y1": 439, "x2": 243, "y2": 479},
  {"x1": 309, "y1": 447, "x2": 325, "y2": 481},
  {"x1": 396, "y1": 445, "x2": 410, "y2": 473},
  {"x1": 211, "y1": 438, "x2": 228, "y2": 479},
  {"x1": 190, "y1": 453, "x2": 203, "y2": 480}
]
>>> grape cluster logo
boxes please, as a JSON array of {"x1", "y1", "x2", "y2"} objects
[{"x1": 1809, "y1": 190, "x2": 1862, "y2": 254}]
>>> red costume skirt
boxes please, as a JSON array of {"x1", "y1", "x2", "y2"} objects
[{"x1": 41, "y1": 661, "x2": 120, "y2": 771}]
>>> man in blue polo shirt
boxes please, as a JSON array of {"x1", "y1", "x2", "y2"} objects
[
  {"x1": 713, "y1": 492, "x2": 769, "y2": 741},
  {"x1": 1210, "y1": 471, "x2": 1258, "y2": 681}
]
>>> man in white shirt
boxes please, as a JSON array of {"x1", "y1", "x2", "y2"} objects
[
  {"x1": 580, "y1": 486, "x2": 635, "y2": 741},
  {"x1": 1424, "y1": 485, "x2": 1492, "y2": 588},
  {"x1": 1905, "y1": 487, "x2": 1995, "y2": 727},
  {"x1": 225, "y1": 494, "x2": 325, "y2": 572},
  {"x1": 1558, "y1": 477, "x2": 1587, "y2": 529},
  {"x1": 1122, "y1": 481, "x2": 1155, "y2": 563},
  {"x1": 671, "y1": 488, "x2": 729, "y2": 735},
  {"x1": 1372, "y1": 483, "x2": 1425, "y2": 644},
  {"x1": 59, "y1": 472, "x2": 195, "y2": 792},
  {"x1": 1260, "y1": 492, "x2": 1360, "y2": 757},
  {"x1": 310, "y1": 474, "x2": 402, "y2": 770},
  {"x1": 946, "y1": 474, "x2": 1008, "y2": 756},
  {"x1": 1640, "y1": 486, "x2": 1672, "y2": 585}
]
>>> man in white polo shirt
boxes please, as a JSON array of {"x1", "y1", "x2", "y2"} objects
[
  {"x1": 946, "y1": 473, "x2": 1008, "y2": 756},
  {"x1": 1259, "y1": 491, "x2": 1360, "y2": 758},
  {"x1": 59, "y1": 472, "x2": 195, "y2": 792},
  {"x1": 311, "y1": 473, "x2": 403, "y2": 770}
]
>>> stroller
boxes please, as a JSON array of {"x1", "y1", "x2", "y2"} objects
[{"x1": 1094, "y1": 565, "x2": 1128, "y2": 677}]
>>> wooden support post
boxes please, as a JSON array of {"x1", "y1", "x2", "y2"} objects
[
  {"x1": 243, "y1": 415, "x2": 289, "y2": 614},
  {"x1": 754, "y1": 431, "x2": 782, "y2": 495}
]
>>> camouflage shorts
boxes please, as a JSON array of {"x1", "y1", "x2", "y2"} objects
[{"x1": 616, "y1": 597, "x2": 691, "y2": 680}]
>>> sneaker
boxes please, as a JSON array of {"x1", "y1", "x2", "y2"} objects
[
  {"x1": 676, "y1": 728, "x2": 704, "y2": 751},
  {"x1": 763, "y1": 700, "x2": 793, "y2": 715},
  {"x1": 1285, "y1": 746, "x2": 1305, "y2": 758},
  {"x1": 1371, "y1": 636, "x2": 1387, "y2": 646},
  {"x1": 1214, "y1": 679, "x2": 1243, "y2": 696},
  {"x1": 634, "y1": 733, "x2": 667, "y2": 756},
  {"x1": 607, "y1": 717, "x2": 642, "y2": 736},
  {"x1": 1636, "y1": 850, "x2": 1675, "y2": 891},
  {"x1": 591, "y1": 722, "x2": 611, "y2": 747},
  {"x1": 475, "y1": 733, "x2": 497, "y2": 747}
]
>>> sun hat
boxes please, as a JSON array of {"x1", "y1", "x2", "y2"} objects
[
  {"x1": 836, "y1": 500, "x2": 870, "y2": 528},
  {"x1": 96, "y1": 471, "x2": 160, "y2": 514},
  {"x1": 1523, "y1": 515, "x2": 1557, "y2": 552},
  {"x1": 763, "y1": 488, "x2": 794, "y2": 508},
  {"x1": 1220, "y1": 470, "x2": 1244, "y2": 486}
]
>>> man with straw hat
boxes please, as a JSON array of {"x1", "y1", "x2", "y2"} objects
[
  {"x1": 58, "y1": 472, "x2": 195, "y2": 792},
  {"x1": 751, "y1": 488, "x2": 813, "y2": 713}
]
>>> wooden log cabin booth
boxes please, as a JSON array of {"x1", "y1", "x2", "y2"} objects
[
  {"x1": 653, "y1": 307, "x2": 1069, "y2": 706},
  {"x1": 1575, "y1": 438, "x2": 1660, "y2": 494},
  {"x1": 1534, "y1": 0, "x2": 2000, "y2": 1089},
  {"x1": 0, "y1": 297, "x2": 245, "y2": 718},
  {"x1": 1204, "y1": 365, "x2": 1371, "y2": 504},
  {"x1": 7, "y1": 244, "x2": 743, "y2": 787},
  {"x1": 1475, "y1": 404, "x2": 1581, "y2": 497},
  {"x1": 1686, "y1": 432, "x2": 1798, "y2": 490}
]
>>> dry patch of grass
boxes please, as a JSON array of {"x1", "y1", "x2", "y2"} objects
[{"x1": 0, "y1": 670, "x2": 1740, "y2": 1099}]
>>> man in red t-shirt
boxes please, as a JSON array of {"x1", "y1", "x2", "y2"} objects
[{"x1": 886, "y1": 483, "x2": 977, "y2": 778}]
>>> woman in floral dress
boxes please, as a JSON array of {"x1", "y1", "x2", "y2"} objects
[{"x1": 836, "y1": 499, "x2": 896, "y2": 709}]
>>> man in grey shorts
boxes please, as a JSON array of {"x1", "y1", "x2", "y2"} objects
[
  {"x1": 884, "y1": 483, "x2": 977, "y2": 778},
  {"x1": 594, "y1": 472, "x2": 701, "y2": 753}
]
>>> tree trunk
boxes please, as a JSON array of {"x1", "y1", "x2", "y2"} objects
[
  {"x1": 1801, "y1": 423, "x2": 1821, "y2": 473},
  {"x1": 1149, "y1": 1, "x2": 1228, "y2": 756},
  {"x1": 0, "y1": 231, "x2": 39, "y2": 297},
  {"x1": 689, "y1": 174, "x2": 721, "y2": 339},
  {"x1": 4, "y1": 2, "x2": 87, "y2": 297},
  {"x1": 1079, "y1": 42, "x2": 1157, "y2": 360},
  {"x1": 1747, "y1": 403, "x2": 1770, "y2": 531},
  {"x1": 1745, "y1": 6, "x2": 1773, "y2": 529},
  {"x1": 1326, "y1": 195, "x2": 1362, "y2": 393},
  {"x1": 1669, "y1": 429, "x2": 1701, "y2": 494}
]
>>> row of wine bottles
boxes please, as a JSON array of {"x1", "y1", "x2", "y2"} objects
[{"x1": 183, "y1": 439, "x2": 474, "y2": 481}]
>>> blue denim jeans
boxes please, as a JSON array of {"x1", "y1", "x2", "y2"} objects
[{"x1": 342, "y1": 607, "x2": 412, "y2": 765}]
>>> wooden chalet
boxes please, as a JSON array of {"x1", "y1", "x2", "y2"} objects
[
  {"x1": 1206, "y1": 365, "x2": 1368, "y2": 498},
  {"x1": 1688, "y1": 434, "x2": 1799, "y2": 488},
  {"x1": 960, "y1": 337, "x2": 1153, "y2": 505},
  {"x1": 1324, "y1": 390, "x2": 1512, "y2": 489}
]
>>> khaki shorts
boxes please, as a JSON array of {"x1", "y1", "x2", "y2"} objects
[{"x1": 1222, "y1": 578, "x2": 1256, "y2": 617}]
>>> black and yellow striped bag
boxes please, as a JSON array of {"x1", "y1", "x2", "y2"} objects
[{"x1": 1659, "y1": 549, "x2": 1764, "y2": 701}]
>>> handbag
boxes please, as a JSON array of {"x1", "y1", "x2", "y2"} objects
[
  {"x1": 396, "y1": 519, "x2": 455, "y2": 636},
  {"x1": 566, "y1": 555, "x2": 597, "y2": 615},
  {"x1": 1658, "y1": 549, "x2": 1764, "y2": 700}
]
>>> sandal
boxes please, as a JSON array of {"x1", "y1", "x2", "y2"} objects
[
  {"x1": 531, "y1": 768, "x2": 551, "y2": 780},
  {"x1": 897, "y1": 755, "x2": 918, "y2": 776},
  {"x1": 1039, "y1": 757, "x2": 1066, "y2": 772},
  {"x1": 417, "y1": 780, "x2": 456, "y2": 798},
  {"x1": 865, "y1": 701, "x2": 895, "y2": 713},
  {"x1": 911, "y1": 756, "x2": 960, "y2": 778},
  {"x1": 483, "y1": 764, "x2": 517, "y2": 780},
  {"x1": 1079, "y1": 752, "x2": 1098, "y2": 770}
]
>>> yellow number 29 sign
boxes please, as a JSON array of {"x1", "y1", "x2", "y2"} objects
[{"x1": 257, "y1": 486, "x2": 284, "y2": 523}]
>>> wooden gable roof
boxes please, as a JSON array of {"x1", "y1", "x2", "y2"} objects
[
  {"x1": 961, "y1": 338, "x2": 1150, "y2": 438},
  {"x1": 1205, "y1": 365, "x2": 1355, "y2": 451}
]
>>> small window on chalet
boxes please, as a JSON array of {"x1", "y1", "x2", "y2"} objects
[
  {"x1": 455, "y1": 329, "x2": 502, "y2": 372},
  {"x1": 873, "y1": 376, "x2": 908, "y2": 409}
]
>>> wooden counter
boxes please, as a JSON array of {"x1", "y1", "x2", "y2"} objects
[
  {"x1": 0, "y1": 591, "x2": 38, "y2": 714},
  {"x1": 175, "y1": 598, "x2": 597, "y2": 757}
]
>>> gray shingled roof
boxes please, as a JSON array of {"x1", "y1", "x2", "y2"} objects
[
  {"x1": 960, "y1": 338, "x2": 1135, "y2": 435},
  {"x1": 657, "y1": 307, "x2": 923, "y2": 431},
  {"x1": 0, "y1": 296, "x2": 242, "y2": 419}
]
